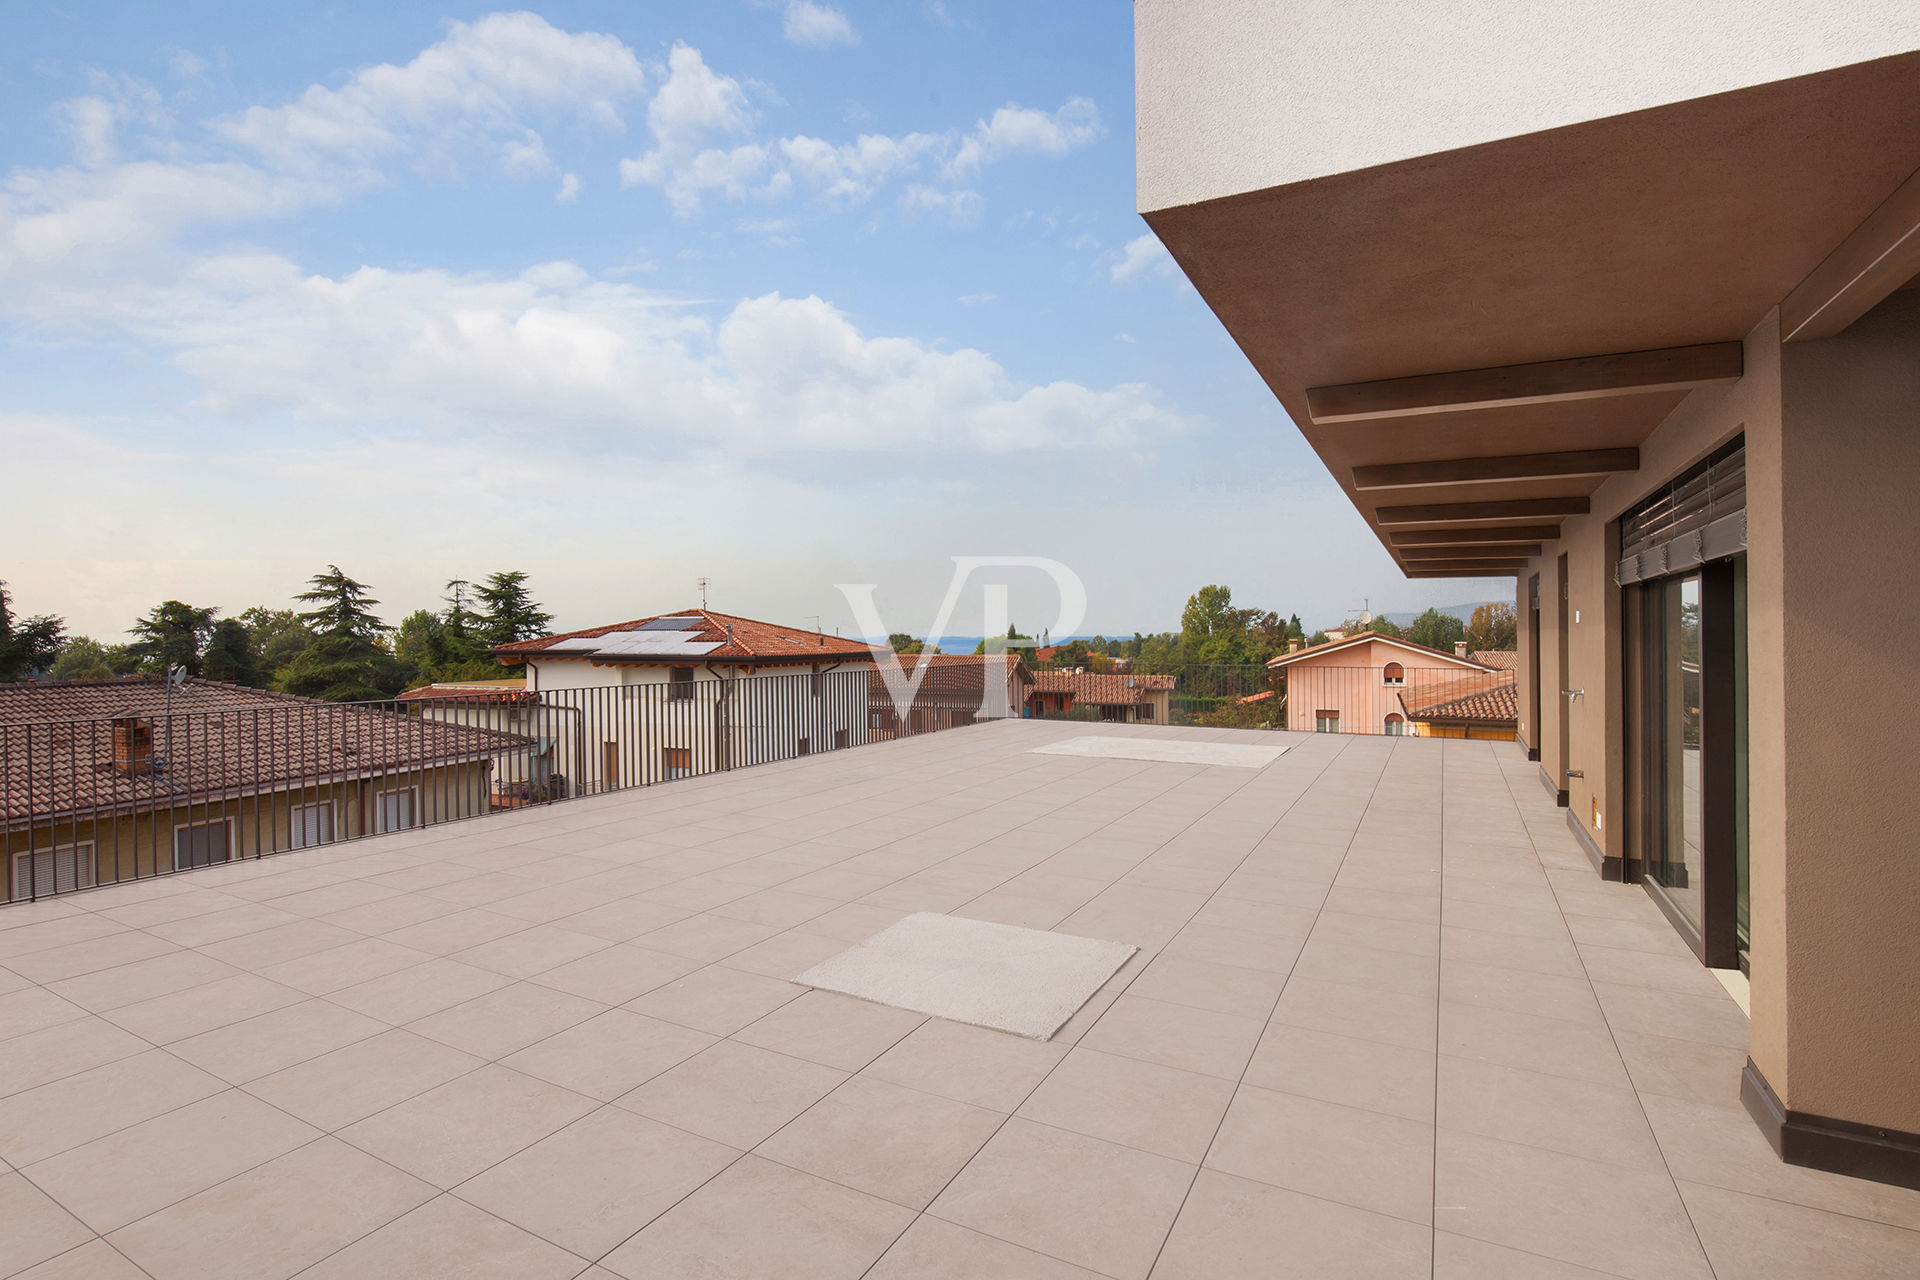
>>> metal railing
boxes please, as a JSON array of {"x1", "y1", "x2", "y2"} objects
[
  {"x1": 3, "y1": 668, "x2": 994, "y2": 904},
  {"x1": 1024, "y1": 662, "x2": 1518, "y2": 737}
]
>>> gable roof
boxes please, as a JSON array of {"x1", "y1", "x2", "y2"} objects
[
  {"x1": 1265, "y1": 630, "x2": 1495, "y2": 672},
  {"x1": 1029, "y1": 671, "x2": 1177, "y2": 706},
  {"x1": 1470, "y1": 649, "x2": 1519, "y2": 670},
  {"x1": 495, "y1": 609, "x2": 880, "y2": 665},
  {"x1": 396, "y1": 679, "x2": 534, "y2": 704},
  {"x1": 1, "y1": 677, "x2": 531, "y2": 830},
  {"x1": 1399, "y1": 670, "x2": 1520, "y2": 725},
  {"x1": 869, "y1": 654, "x2": 1034, "y2": 700}
]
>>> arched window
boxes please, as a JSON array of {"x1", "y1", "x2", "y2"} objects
[
  {"x1": 1384, "y1": 713, "x2": 1407, "y2": 736},
  {"x1": 1382, "y1": 661, "x2": 1405, "y2": 686}
]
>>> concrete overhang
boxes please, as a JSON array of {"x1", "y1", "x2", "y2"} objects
[{"x1": 1139, "y1": 41, "x2": 1920, "y2": 576}]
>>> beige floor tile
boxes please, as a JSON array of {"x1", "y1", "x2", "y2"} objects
[
  {"x1": 1292, "y1": 937, "x2": 1440, "y2": 997},
  {"x1": 758, "y1": 1074, "x2": 1003, "y2": 1208},
  {"x1": 1590, "y1": 980, "x2": 1750, "y2": 1050},
  {"x1": 100, "y1": 972, "x2": 306, "y2": 1044},
  {"x1": 316, "y1": 892, "x2": 463, "y2": 936},
  {"x1": 11, "y1": 1239, "x2": 150, "y2": 1280},
  {"x1": 1439, "y1": 958, "x2": 1606, "y2": 1026},
  {"x1": 1441, "y1": 924, "x2": 1586, "y2": 978},
  {"x1": 546, "y1": 896, "x2": 692, "y2": 942},
  {"x1": 256, "y1": 937, "x2": 432, "y2": 996},
  {"x1": 297, "y1": 1193, "x2": 585, "y2": 1280},
  {"x1": 733, "y1": 990, "x2": 927, "y2": 1071},
  {"x1": 407, "y1": 982, "x2": 604, "y2": 1059},
  {"x1": 0, "y1": 1017, "x2": 151, "y2": 1096},
  {"x1": 719, "y1": 928, "x2": 852, "y2": 979},
  {"x1": 166, "y1": 998, "x2": 388, "y2": 1084},
  {"x1": 801, "y1": 901, "x2": 913, "y2": 942},
  {"x1": 862, "y1": 1017, "x2": 1067, "y2": 1112},
  {"x1": 502, "y1": 1008, "x2": 715, "y2": 1100},
  {"x1": 0, "y1": 1172, "x2": 94, "y2": 1278},
  {"x1": 1439, "y1": 1055, "x2": 1665, "y2": 1170},
  {"x1": 26, "y1": 1090, "x2": 320, "y2": 1232},
  {"x1": 107, "y1": 1137, "x2": 434, "y2": 1280},
  {"x1": 1158, "y1": 922, "x2": 1306, "y2": 973},
  {"x1": 244, "y1": 1029, "x2": 485, "y2": 1131},
  {"x1": 198, "y1": 919, "x2": 361, "y2": 970},
  {"x1": 338, "y1": 1064, "x2": 596, "y2": 1188},
  {"x1": 382, "y1": 907, "x2": 529, "y2": 956},
  {"x1": 328, "y1": 956, "x2": 513, "y2": 1024},
  {"x1": 1433, "y1": 1232, "x2": 1630, "y2": 1279},
  {"x1": 633, "y1": 912, "x2": 781, "y2": 961},
  {"x1": 1243, "y1": 1023, "x2": 1437, "y2": 1122},
  {"x1": 459, "y1": 1106, "x2": 737, "y2": 1256},
  {"x1": 615, "y1": 1040, "x2": 847, "y2": 1149},
  {"x1": 1678, "y1": 1179, "x2": 1920, "y2": 1279},
  {"x1": 1206, "y1": 1083, "x2": 1433, "y2": 1224},
  {"x1": 1433, "y1": 1128, "x2": 1713, "y2": 1280},
  {"x1": 1644, "y1": 1092, "x2": 1920, "y2": 1230},
  {"x1": 4, "y1": 931, "x2": 180, "y2": 985},
  {"x1": 527, "y1": 942, "x2": 702, "y2": 1005},
  {"x1": 450, "y1": 924, "x2": 612, "y2": 979},
  {"x1": 930, "y1": 1118, "x2": 1193, "y2": 1280},
  {"x1": 1122, "y1": 954, "x2": 1287, "y2": 1019},
  {"x1": 600, "y1": 1154, "x2": 912, "y2": 1280},
  {"x1": 0, "y1": 988, "x2": 90, "y2": 1040},
  {"x1": 43, "y1": 949, "x2": 240, "y2": 1013},
  {"x1": 1269, "y1": 975, "x2": 1439, "y2": 1051},
  {"x1": 1438, "y1": 1001, "x2": 1632, "y2": 1088},
  {"x1": 1153, "y1": 1168, "x2": 1431, "y2": 1280},
  {"x1": 1078, "y1": 994, "x2": 1263, "y2": 1080},
  {"x1": 0, "y1": 1049, "x2": 226, "y2": 1167},
  {"x1": 1018, "y1": 1047, "x2": 1234, "y2": 1163},
  {"x1": 1612, "y1": 1028, "x2": 1746, "y2": 1109},
  {"x1": 867, "y1": 1215, "x2": 1105, "y2": 1279},
  {"x1": 625, "y1": 963, "x2": 805, "y2": 1034}
]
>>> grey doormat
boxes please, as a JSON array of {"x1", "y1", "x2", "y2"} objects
[{"x1": 795, "y1": 912, "x2": 1137, "y2": 1040}]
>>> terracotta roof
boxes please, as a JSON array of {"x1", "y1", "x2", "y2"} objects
[
  {"x1": 1029, "y1": 671, "x2": 1177, "y2": 706},
  {"x1": 495, "y1": 609, "x2": 881, "y2": 664},
  {"x1": 870, "y1": 654, "x2": 1033, "y2": 700},
  {"x1": 1266, "y1": 630, "x2": 1496, "y2": 671},
  {"x1": 1237, "y1": 690, "x2": 1276, "y2": 704},
  {"x1": 1, "y1": 678, "x2": 532, "y2": 829},
  {"x1": 1470, "y1": 650, "x2": 1519, "y2": 670},
  {"x1": 396, "y1": 679, "x2": 533, "y2": 704},
  {"x1": 1399, "y1": 671, "x2": 1519, "y2": 725}
]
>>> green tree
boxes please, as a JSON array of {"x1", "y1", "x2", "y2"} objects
[
  {"x1": 475, "y1": 571, "x2": 552, "y2": 648},
  {"x1": 1287, "y1": 614, "x2": 1305, "y2": 640},
  {"x1": 200, "y1": 619, "x2": 261, "y2": 686},
  {"x1": 0, "y1": 582, "x2": 66, "y2": 681},
  {"x1": 1366, "y1": 616, "x2": 1406, "y2": 639},
  {"x1": 237, "y1": 607, "x2": 312, "y2": 677},
  {"x1": 49, "y1": 636, "x2": 137, "y2": 681},
  {"x1": 973, "y1": 629, "x2": 1033, "y2": 656},
  {"x1": 1408, "y1": 607, "x2": 1467, "y2": 652},
  {"x1": 1465, "y1": 601, "x2": 1518, "y2": 652},
  {"x1": 128, "y1": 601, "x2": 218, "y2": 676},
  {"x1": 1307, "y1": 630, "x2": 1330, "y2": 647},
  {"x1": 296, "y1": 566, "x2": 386, "y2": 642},
  {"x1": 886, "y1": 632, "x2": 926, "y2": 656}
]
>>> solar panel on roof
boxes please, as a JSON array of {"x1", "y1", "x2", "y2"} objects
[
  {"x1": 637, "y1": 617, "x2": 701, "y2": 631},
  {"x1": 590, "y1": 630, "x2": 722, "y2": 657}
]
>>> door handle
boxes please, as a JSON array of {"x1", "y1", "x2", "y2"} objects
[{"x1": 1561, "y1": 689, "x2": 1584, "y2": 698}]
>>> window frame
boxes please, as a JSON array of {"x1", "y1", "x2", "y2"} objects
[
  {"x1": 171, "y1": 817, "x2": 236, "y2": 871},
  {"x1": 1382, "y1": 662, "x2": 1406, "y2": 686},
  {"x1": 289, "y1": 800, "x2": 338, "y2": 850},
  {"x1": 373, "y1": 786, "x2": 419, "y2": 834},
  {"x1": 11, "y1": 841, "x2": 96, "y2": 900},
  {"x1": 1315, "y1": 710, "x2": 1341, "y2": 734},
  {"x1": 668, "y1": 666, "x2": 696, "y2": 702}
]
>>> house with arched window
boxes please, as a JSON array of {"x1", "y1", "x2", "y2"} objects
[{"x1": 1264, "y1": 631, "x2": 1510, "y2": 735}]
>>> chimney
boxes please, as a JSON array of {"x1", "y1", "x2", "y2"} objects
[
  {"x1": 1287, "y1": 638, "x2": 1301, "y2": 653},
  {"x1": 112, "y1": 716, "x2": 155, "y2": 774},
  {"x1": 1454, "y1": 641, "x2": 1469, "y2": 657}
]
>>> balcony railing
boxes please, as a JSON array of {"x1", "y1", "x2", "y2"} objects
[{"x1": 3, "y1": 669, "x2": 998, "y2": 904}]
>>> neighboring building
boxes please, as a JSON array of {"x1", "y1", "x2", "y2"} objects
[
  {"x1": 1266, "y1": 632, "x2": 1501, "y2": 736},
  {"x1": 868, "y1": 654, "x2": 1032, "y2": 741},
  {"x1": 1138, "y1": 0, "x2": 1920, "y2": 1185},
  {"x1": 395, "y1": 679, "x2": 566, "y2": 805},
  {"x1": 494, "y1": 609, "x2": 880, "y2": 790},
  {"x1": 1397, "y1": 670, "x2": 1520, "y2": 741},
  {"x1": 1028, "y1": 671, "x2": 1176, "y2": 723},
  {"x1": 2, "y1": 677, "x2": 527, "y2": 902}
]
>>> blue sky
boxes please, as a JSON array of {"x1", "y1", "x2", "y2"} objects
[{"x1": 1, "y1": 2, "x2": 1504, "y2": 642}]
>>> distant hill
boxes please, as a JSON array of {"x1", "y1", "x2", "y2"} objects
[{"x1": 1377, "y1": 601, "x2": 1501, "y2": 629}]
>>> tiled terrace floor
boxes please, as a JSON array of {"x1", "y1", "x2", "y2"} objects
[{"x1": 3, "y1": 720, "x2": 1919, "y2": 1279}]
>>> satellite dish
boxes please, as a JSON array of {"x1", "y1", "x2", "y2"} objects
[{"x1": 168, "y1": 666, "x2": 188, "y2": 687}]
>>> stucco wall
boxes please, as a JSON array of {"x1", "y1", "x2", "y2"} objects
[
  {"x1": 1281, "y1": 639, "x2": 1490, "y2": 734},
  {"x1": 1136, "y1": 0, "x2": 1920, "y2": 211},
  {"x1": 1772, "y1": 288, "x2": 1920, "y2": 1130}
]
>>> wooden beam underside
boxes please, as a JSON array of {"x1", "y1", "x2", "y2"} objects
[
  {"x1": 1405, "y1": 566, "x2": 1524, "y2": 578},
  {"x1": 1389, "y1": 524, "x2": 1562, "y2": 546},
  {"x1": 1352, "y1": 448, "x2": 1638, "y2": 491},
  {"x1": 1782, "y1": 165, "x2": 1920, "y2": 342},
  {"x1": 1307, "y1": 343, "x2": 1743, "y2": 424},
  {"x1": 1399, "y1": 543, "x2": 1542, "y2": 561},
  {"x1": 1376, "y1": 497, "x2": 1588, "y2": 525}
]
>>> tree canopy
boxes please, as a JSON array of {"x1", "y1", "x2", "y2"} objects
[
  {"x1": 127, "y1": 601, "x2": 218, "y2": 676},
  {"x1": 474, "y1": 571, "x2": 552, "y2": 648},
  {"x1": 1466, "y1": 601, "x2": 1518, "y2": 651},
  {"x1": 0, "y1": 582, "x2": 65, "y2": 682},
  {"x1": 296, "y1": 566, "x2": 387, "y2": 641},
  {"x1": 1407, "y1": 607, "x2": 1468, "y2": 652}
]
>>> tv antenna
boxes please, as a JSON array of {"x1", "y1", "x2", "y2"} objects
[{"x1": 696, "y1": 576, "x2": 711, "y2": 608}]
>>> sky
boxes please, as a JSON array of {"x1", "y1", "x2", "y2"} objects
[{"x1": 0, "y1": 1, "x2": 1507, "y2": 645}]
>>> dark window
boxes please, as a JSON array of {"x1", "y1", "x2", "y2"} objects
[
  {"x1": 1383, "y1": 662, "x2": 1405, "y2": 685},
  {"x1": 668, "y1": 666, "x2": 695, "y2": 701}
]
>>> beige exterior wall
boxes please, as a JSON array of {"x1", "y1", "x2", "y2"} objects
[
  {"x1": 1136, "y1": 0, "x2": 1920, "y2": 211},
  {"x1": 1280, "y1": 639, "x2": 1491, "y2": 734},
  {"x1": 1512, "y1": 290, "x2": 1920, "y2": 1132},
  {"x1": 5, "y1": 762, "x2": 493, "y2": 903}
]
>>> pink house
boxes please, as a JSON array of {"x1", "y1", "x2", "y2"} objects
[{"x1": 1265, "y1": 632, "x2": 1503, "y2": 736}]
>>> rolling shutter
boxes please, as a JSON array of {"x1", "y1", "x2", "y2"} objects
[{"x1": 1616, "y1": 443, "x2": 1746, "y2": 586}]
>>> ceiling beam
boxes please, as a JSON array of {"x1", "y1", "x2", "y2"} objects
[
  {"x1": 1404, "y1": 564, "x2": 1525, "y2": 578},
  {"x1": 1400, "y1": 543, "x2": 1542, "y2": 561},
  {"x1": 1375, "y1": 497, "x2": 1588, "y2": 525},
  {"x1": 1781, "y1": 164, "x2": 1920, "y2": 342},
  {"x1": 1389, "y1": 524, "x2": 1561, "y2": 546},
  {"x1": 1352, "y1": 447, "x2": 1638, "y2": 491},
  {"x1": 1306, "y1": 343, "x2": 1743, "y2": 424}
]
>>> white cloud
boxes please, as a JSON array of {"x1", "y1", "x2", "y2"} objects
[
  {"x1": 49, "y1": 73, "x2": 170, "y2": 169},
  {"x1": 620, "y1": 45, "x2": 1097, "y2": 218},
  {"x1": 214, "y1": 12, "x2": 645, "y2": 178},
  {"x1": 555, "y1": 171, "x2": 581, "y2": 202},
  {"x1": 783, "y1": 2, "x2": 859, "y2": 48},
  {"x1": 1110, "y1": 232, "x2": 1178, "y2": 284}
]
